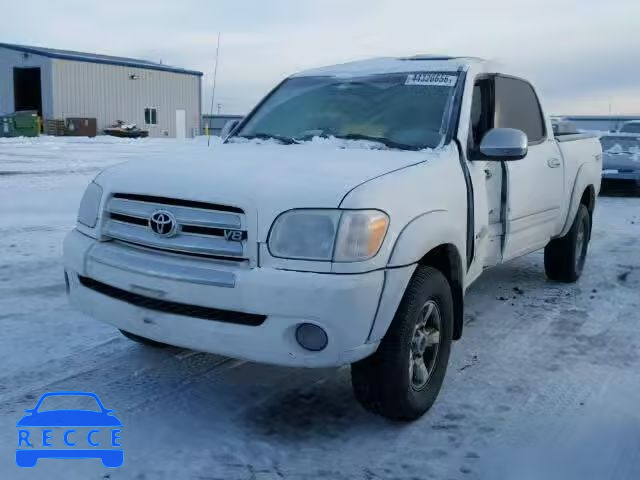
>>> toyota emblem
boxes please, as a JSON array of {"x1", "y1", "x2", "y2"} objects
[{"x1": 148, "y1": 210, "x2": 177, "y2": 237}]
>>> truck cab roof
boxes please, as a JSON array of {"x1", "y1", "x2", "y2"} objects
[{"x1": 293, "y1": 55, "x2": 490, "y2": 78}]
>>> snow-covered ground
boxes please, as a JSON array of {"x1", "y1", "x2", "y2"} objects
[{"x1": 1, "y1": 137, "x2": 639, "y2": 480}]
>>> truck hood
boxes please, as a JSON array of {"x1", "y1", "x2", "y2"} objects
[{"x1": 96, "y1": 142, "x2": 432, "y2": 238}]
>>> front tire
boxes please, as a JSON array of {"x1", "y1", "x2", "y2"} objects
[
  {"x1": 119, "y1": 329, "x2": 167, "y2": 348},
  {"x1": 351, "y1": 266, "x2": 454, "y2": 421},
  {"x1": 544, "y1": 204, "x2": 591, "y2": 283}
]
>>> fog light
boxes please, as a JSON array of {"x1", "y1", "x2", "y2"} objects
[{"x1": 295, "y1": 323, "x2": 328, "y2": 352}]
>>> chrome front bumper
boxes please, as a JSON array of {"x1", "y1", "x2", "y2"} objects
[{"x1": 63, "y1": 229, "x2": 417, "y2": 367}]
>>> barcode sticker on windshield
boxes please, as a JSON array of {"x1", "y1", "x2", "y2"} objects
[{"x1": 406, "y1": 73, "x2": 457, "y2": 87}]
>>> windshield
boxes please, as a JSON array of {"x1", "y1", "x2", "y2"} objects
[
  {"x1": 620, "y1": 123, "x2": 640, "y2": 134},
  {"x1": 232, "y1": 72, "x2": 459, "y2": 150}
]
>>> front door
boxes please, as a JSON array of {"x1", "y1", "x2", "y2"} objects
[
  {"x1": 494, "y1": 76, "x2": 563, "y2": 260},
  {"x1": 467, "y1": 78, "x2": 503, "y2": 272}
]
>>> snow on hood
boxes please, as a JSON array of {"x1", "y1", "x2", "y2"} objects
[
  {"x1": 96, "y1": 141, "x2": 438, "y2": 236},
  {"x1": 228, "y1": 134, "x2": 411, "y2": 151}
]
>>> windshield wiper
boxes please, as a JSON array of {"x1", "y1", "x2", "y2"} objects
[
  {"x1": 235, "y1": 133, "x2": 299, "y2": 145},
  {"x1": 332, "y1": 133, "x2": 421, "y2": 151}
]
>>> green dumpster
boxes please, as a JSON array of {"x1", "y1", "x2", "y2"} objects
[
  {"x1": 12, "y1": 111, "x2": 39, "y2": 137},
  {"x1": 0, "y1": 115, "x2": 14, "y2": 138}
]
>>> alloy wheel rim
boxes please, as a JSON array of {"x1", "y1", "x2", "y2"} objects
[{"x1": 409, "y1": 300, "x2": 441, "y2": 390}]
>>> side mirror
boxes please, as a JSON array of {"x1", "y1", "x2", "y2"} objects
[
  {"x1": 221, "y1": 119, "x2": 241, "y2": 139},
  {"x1": 479, "y1": 128, "x2": 528, "y2": 161}
]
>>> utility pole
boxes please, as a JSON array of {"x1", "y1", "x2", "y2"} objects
[{"x1": 208, "y1": 32, "x2": 221, "y2": 147}]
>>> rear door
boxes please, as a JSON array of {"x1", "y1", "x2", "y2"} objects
[{"x1": 494, "y1": 76, "x2": 563, "y2": 260}]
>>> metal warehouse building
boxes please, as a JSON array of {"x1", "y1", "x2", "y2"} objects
[{"x1": 0, "y1": 43, "x2": 202, "y2": 138}]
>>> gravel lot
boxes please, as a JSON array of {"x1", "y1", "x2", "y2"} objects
[{"x1": 1, "y1": 137, "x2": 639, "y2": 479}]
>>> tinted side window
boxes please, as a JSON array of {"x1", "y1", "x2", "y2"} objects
[
  {"x1": 494, "y1": 77, "x2": 545, "y2": 144},
  {"x1": 469, "y1": 79, "x2": 492, "y2": 151}
]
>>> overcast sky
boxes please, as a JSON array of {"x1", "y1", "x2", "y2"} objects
[{"x1": 2, "y1": 0, "x2": 639, "y2": 115}]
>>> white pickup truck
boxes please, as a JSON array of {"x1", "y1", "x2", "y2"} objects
[{"x1": 64, "y1": 56, "x2": 602, "y2": 420}]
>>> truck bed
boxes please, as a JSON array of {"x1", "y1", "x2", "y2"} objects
[{"x1": 555, "y1": 132, "x2": 599, "y2": 143}]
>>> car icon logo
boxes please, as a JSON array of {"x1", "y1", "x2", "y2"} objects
[
  {"x1": 149, "y1": 210, "x2": 177, "y2": 237},
  {"x1": 16, "y1": 391, "x2": 123, "y2": 468}
]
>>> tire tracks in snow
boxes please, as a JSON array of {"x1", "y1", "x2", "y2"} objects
[{"x1": 0, "y1": 337, "x2": 242, "y2": 416}]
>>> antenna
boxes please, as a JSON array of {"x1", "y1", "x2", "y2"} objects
[{"x1": 207, "y1": 32, "x2": 221, "y2": 147}]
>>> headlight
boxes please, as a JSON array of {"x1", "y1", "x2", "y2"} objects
[
  {"x1": 333, "y1": 210, "x2": 389, "y2": 262},
  {"x1": 77, "y1": 182, "x2": 103, "y2": 228},
  {"x1": 268, "y1": 209, "x2": 389, "y2": 262}
]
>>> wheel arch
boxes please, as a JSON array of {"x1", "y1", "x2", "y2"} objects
[
  {"x1": 580, "y1": 184, "x2": 596, "y2": 216},
  {"x1": 368, "y1": 210, "x2": 467, "y2": 344},
  {"x1": 418, "y1": 244, "x2": 465, "y2": 340},
  {"x1": 559, "y1": 161, "x2": 598, "y2": 238},
  {"x1": 369, "y1": 242, "x2": 465, "y2": 344}
]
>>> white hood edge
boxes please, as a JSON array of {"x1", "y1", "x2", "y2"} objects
[{"x1": 96, "y1": 142, "x2": 442, "y2": 240}]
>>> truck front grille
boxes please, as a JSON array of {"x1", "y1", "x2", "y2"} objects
[
  {"x1": 78, "y1": 276, "x2": 266, "y2": 326},
  {"x1": 102, "y1": 194, "x2": 247, "y2": 260}
]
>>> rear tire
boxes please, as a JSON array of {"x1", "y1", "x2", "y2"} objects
[
  {"x1": 351, "y1": 266, "x2": 454, "y2": 421},
  {"x1": 119, "y1": 329, "x2": 167, "y2": 348},
  {"x1": 544, "y1": 204, "x2": 591, "y2": 283}
]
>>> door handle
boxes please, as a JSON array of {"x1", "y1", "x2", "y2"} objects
[{"x1": 547, "y1": 158, "x2": 561, "y2": 168}]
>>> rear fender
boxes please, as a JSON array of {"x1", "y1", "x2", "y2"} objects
[{"x1": 558, "y1": 162, "x2": 600, "y2": 238}]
